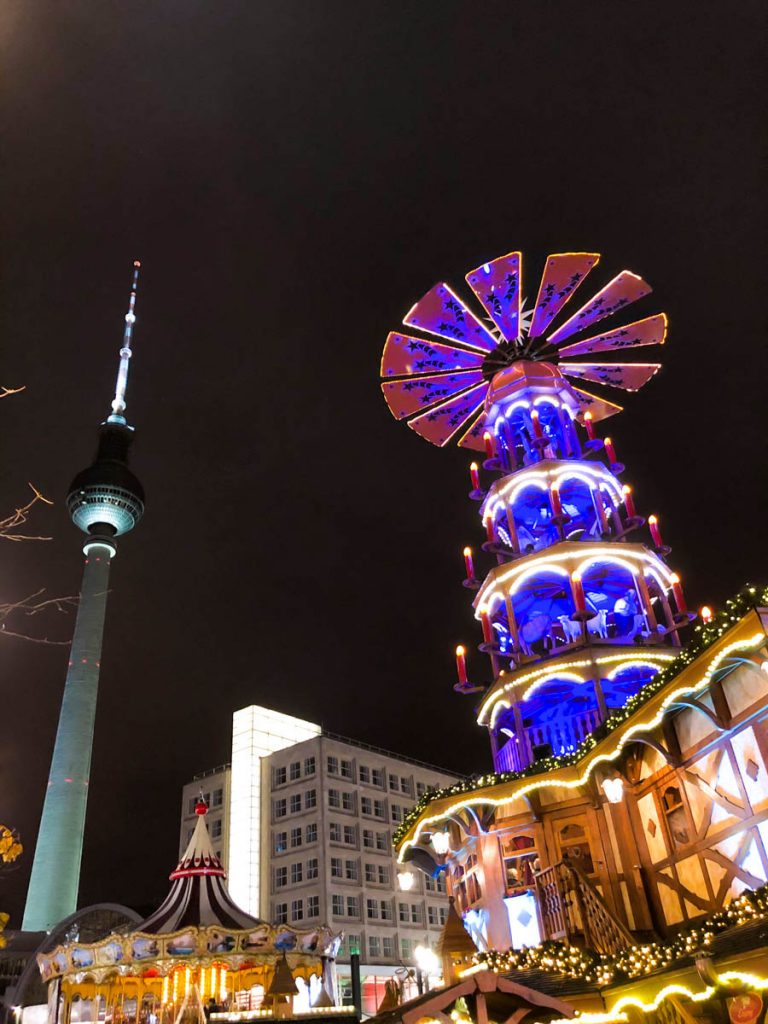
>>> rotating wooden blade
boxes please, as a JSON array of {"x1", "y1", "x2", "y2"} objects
[
  {"x1": 404, "y1": 283, "x2": 497, "y2": 352},
  {"x1": 528, "y1": 253, "x2": 600, "y2": 339},
  {"x1": 560, "y1": 363, "x2": 661, "y2": 392},
  {"x1": 381, "y1": 370, "x2": 485, "y2": 420},
  {"x1": 407, "y1": 382, "x2": 489, "y2": 446},
  {"x1": 548, "y1": 271, "x2": 652, "y2": 345},
  {"x1": 465, "y1": 251, "x2": 521, "y2": 343},
  {"x1": 557, "y1": 313, "x2": 667, "y2": 357},
  {"x1": 380, "y1": 332, "x2": 484, "y2": 378}
]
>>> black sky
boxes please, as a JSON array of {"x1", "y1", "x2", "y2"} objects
[{"x1": 1, "y1": 1, "x2": 766, "y2": 925}]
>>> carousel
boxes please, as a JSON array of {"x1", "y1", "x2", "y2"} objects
[{"x1": 37, "y1": 802, "x2": 345, "y2": 1024}]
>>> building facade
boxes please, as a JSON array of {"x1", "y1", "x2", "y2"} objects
[{"x1": 180, "y1": 708, "x2": 460, "y2": 1014}]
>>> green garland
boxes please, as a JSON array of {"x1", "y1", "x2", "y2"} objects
[
  {"x1": 476, "y1": 881, "x2": 768, "y2": 986},
  {"x1": 394, "y1": 584, "x2": 768, "y2": 847}
]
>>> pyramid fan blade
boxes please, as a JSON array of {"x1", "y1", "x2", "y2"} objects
[
  {"x1": 528, "y1": 253, "x2": 601, "y2": 339},
  {"x1": 404, "y1": 283, "x2": 497, "y2": 353},
  {"x1": 457, "y1": 409, "x2": 488, "y2": 451},
  {"x1": 407, "y1": 382, "x2": 489, "y2": 446},
  {"x1": 571, "y1": 386, "x2": 623, "y2": 422},
  {"x1": 380, "y1": 332, "x2": 485, "y2": 378},
  {"x1": 548, "y1": 271, "x2": 652, "y2": 345},
  {"x1": 561, "y1": 362, "x2": 662, "y2": 392},
  {"x1": 381, "y1": 370, "x2": 485, "y2": 420},
  {"x1": 557, "y1": 313, "x2": 667, "y2": 357},
  {"x1": 465, "y1": 251, "x2": 521, "y2": 343}
]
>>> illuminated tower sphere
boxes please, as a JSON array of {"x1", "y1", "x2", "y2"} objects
[
  {"x1": 381, "y1": 251, "x2": 692, "y2": 775},
  {"x1": 23, "y1": 263, "x2": 145, "y2": 932}
]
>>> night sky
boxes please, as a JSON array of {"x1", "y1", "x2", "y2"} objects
[{"x1": 1, "y1": 2, "x2": 766, "y2": 925}]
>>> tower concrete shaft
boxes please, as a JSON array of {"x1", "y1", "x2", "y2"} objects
[{"x1": 22, "y1": 537, "x2": 116, "y2": 931}]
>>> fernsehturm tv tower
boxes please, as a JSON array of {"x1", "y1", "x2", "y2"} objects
[{"x1": 23, "y1": 263, "x2": 146, "y2": 932}]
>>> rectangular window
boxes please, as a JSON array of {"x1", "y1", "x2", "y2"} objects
[
  {"x1": 362, "y1": 797, "x2": 373, "y2": 816},
  {"x1": 346, "y1": 896, "x2": 359, "y2": 917},
  {"x1": 376, "y1": 832, "x2": 388, "y2": 852},
  {"x1": 210, "y1": 818, "x2": 222, "y2": 839},
  {"x1": 366, "y1": 898, "x2": 379, "y2": 920},
  {"x1": 292, "y1": 899, "x2": 303, "y2": 921},
  {"x1": 391, "y1": 804, "x2": 403, "y2": 823},
  {"x1": 342, "y1": 792, "x2": 354, "y2": 812},
  {"x1": 343, "y1": 825, "x2": 356, "y2": 846},
  {"x1": 401, "y1": 938, "x2": 412, "y2": 959},
  {"x1": 341, "y1": 759, "x2": 353, "y2": 780},
  {"x1": 411, "y1": 903, "x2": 423, "y2": 924},
  {"x1": 378, "y1": 865, "x2": 389, "y2": 885},
  {"x1": 347, "y1": 934, "x2": 361, "y2": 956},
  {"x1": 305, "y1": 789, "x2": 317, "y2": 809},
  {"x1": 425, "y1": 875, "x2": 435, "y2": 892},
  {"x1": 400, "y1": 777, "x2": 411, "y2": 795},
  {"x1": 308, "y1": 895, "x2": 319, "y2": 918},
  {"x1": 372, "y1": 769, "x2": 384, "y2": 787},
  {"x1": 416, "y1": 782, "x2": 426, "y2": 797},
  {"x1": 305, "y1": 822, "x2": 317, "y2": 844},
  {"x1": 382, "y1": 936, "x2": 395, "y2": 959},
  {"x1": 363, "y1": 829, "x2": 374, "y2": 848},
  {"x1": 327, "y1": 756, "x2": 339, "y2": 775},
  {"x1": 440, "y1": 906, "x2": 447, "y2": 925},
  {"x1": 359, "y1": 766, "x2": 370, "y2": 784},
  {"x1": 212, "y1": 788, "x2": 223, "y2": 807},
  {"x1": 345, "y1": 859, "x2": 358, "y2": 881},
  {"x1": 330, "y1": 823, "x2": 342, "y2": 843},
  {"x1": 307, "y1": 857, "x2": 319, "y2": 880},
  {"x1": 187, "y1": 797, "x2": 198, "y2": 815},
  {"x1": 290, "y1": 794, "x2": 301, "y2": 814},
  {"x1": 275, "y1": 867, "x2": 287, "y2": 889},
  {"x1": 374, "y1": 800, "x2": 385, "y2": 819},
  {"x1": 365, "y1": 863, "x2": 376, "y2": 884},
  {"x1": 275, "y1": 903, "x2": 287, "y2": 925},
  {"x1": 290, "y1": 761, "x2": 301, "y2": 781},
  {"x1": 428, "y1": 906, "x2": 437, "y2": 926},
  {"x1": 331, "y1": 894, "x2": 344, "y2": 917},
  {"x1": 274, "y1": 799, "x2": 287, "y2": 819},
  {"x1": 291, "y1": 862, "x2": 302, "y2": 885},
  {"x1": 369, "y1": 936, "x2": 380, "y2": 958},
  {"x1": 331, "y1": 857, "x2": 343, "y2": 878},
  {"x1": 389, "y1": 774, "x2": 398, "y2": 790},
  {"x1": 380, "y1": 900, "x2": 392, "y2": 921},
  {"x1": 274, "y1": 766, "x2": 287, "y2": 788},
  {"x1": 402, "y1": 900, "x2": 415, "y2": 920},
  {"x1": 304, "y1": 756, "x2": 316, "y2": 776},
  {"x1": 329, "y1": 789, "x2": 341, "y2": 809},
  {"x1": 290, "y1": 827, "x2": 302, "y2": 848}
]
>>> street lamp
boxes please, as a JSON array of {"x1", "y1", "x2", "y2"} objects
[
  {"x1": 414, "y1": 945, "x2": 440, "y2": 993},
  {"x1": 397, "y1": 871, "x2": 416, "y2": 892}
]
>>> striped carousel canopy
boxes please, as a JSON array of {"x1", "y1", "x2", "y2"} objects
[{"x1": 137, "y1": 800, "x2": 262, "y2": 934}]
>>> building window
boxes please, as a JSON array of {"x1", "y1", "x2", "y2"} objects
[
  {"x1": 400, "y1": 777, "x2": 411, "y2": 795},
  {"x1": 366, "y1": 863, "x2": 388, "y2": 885},
  {"x1": 274, "y1": 799, "x2": 287, "y2": 819},
  {"x1": 187, "y1": 797, "x2": 198, "y2": 814},
  {"x1": 274, "y1": 831, "x2": 288, "y2": 854},
  {"x1": 341, "y1": 759, "x2": 353, "y2": 780},
  {"x1": 359, "y1": 766, "x2": 370, "y2": 784},
  {"x1": 327, "y1": 756, "x2": 339, "y2": 775},
  {"x1": 304, "y1": 756, "x2": 316, "y2": 776},
  {"x1": 343, "y1": 825, "x2": 356, "y2": 846},
  {"x1": 391, "y1": 804, "x2": 403, "y2": 823},
  {"x1": 330, "y1": 823, "x2": 342, "y2": 843},
  {"x1": 440, "y1": 906, "x2": 447, "y2": 925},
  {"x1": 290, "y1": 761, "x2": 301, "y2": 781},
  {"x1": 366, "y1": 899, "x2": 379, "y2": 920},
  {"x1": 308, "y1": 895, "x2": 319, "y2": 918},
  {"x1": 345, "y1": 859, "x2": 358, "y2": 881},
  {"x1": 275, "y1": 902, "x2": 287, "y2": 925},
  {"x1": 291, "y1": 863, "x2": 302, "y2": 884},
  {"x1": 290, "y1": 794, "x2": 302, "y2": 814},
  {"x1": 361, "y1": 797, "x2": 373, "y2": 816},
  {"x1": 342, "y1": 791, "x2": 354, "y2": 812},
  {"x1": 305, "y1": 789, "x2": 317, "y2": 809},
  {"x1": 212, "y1": 788, "x2": 223, "y2": 807},
  {"x1": 428, "y1": 906, "x2": 438, "y2": 926},
  {"x1": 210, "y1": 818, "x2": 222, "y2": 840},
  {"x1": 382, "y1": 936, "x2": 395, "y2": 959},
  {"x1": 329, "y1": 789, "x2": 341, "y2": 809},
  {"x1": 389, "y1": 774, "x2": 398, "y2": 790},
  {"x1": 369, "y1": 936, "x2": 381, "y2": 958},
  {"x1": 346, "y1": 934, "x2": 361, "y2": 956},
  {"x1": 290, "y1": 827, "x2": 302, "y2": 848},
  {"x1": 274, "y1": 766, "x2": 287, "y2": 788},
  {"x1": 401, "y1": 938, "x2": 413, "y2": 959},
  {"x1": 426, "y1": 874, "x2": 446, "y2": 894},
  {"x1": 380, "y1": 900, "x2": 392, "y2": 921},
  {"x1": 399, "y1": 902, "x2": 409, "y2": 923},
  {"x1": 662, "y1": 787, "x2": 690, "y2": 849},
  {"x1": 275, "y1": 867, "x2": 287, "y2": 889},
  {"x1": 346, "y1": 896, "x2": 359, "y2": 917},
  {"x1": 305, "y1": 822, "x2": 317, "y2": 844},
  {"x1": 331, "y1": 894, "x2": 344, "y2": 917},
  {"x1": 374, "y1": 800, "x2": 385, "y2": 819},
  {"x1": 331, "y1": 857, "x2": 343, "y2": 878},
  {"x1": 307, "y1": 857, "x2": 319, "y2": 880},
  {"x1": 416, "y1": 782, "x2": 427, "y2": 797},
  {"x1": 372, "y1": 769, "x2": 384, "y2": 787},
  {"x1": 363, "y1": 829, "x2": 374, "y2": 848},
  {"x1": 376, "y1": 832, "x2": 389, "y2": 852},
  {"x1": 292, "y1": 899, "x2": 303, "y2": 921},
  {"x1": 411, "y1": 903, "x2": 423, "y2": 924}
]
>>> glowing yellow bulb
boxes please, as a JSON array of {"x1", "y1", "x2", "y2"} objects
[
  {"x1": 463, "y1": 546, "x2": 472, "y2": 557},
  {"x1": 456, "y1": 645, "x2": 466, "y2": 657}
]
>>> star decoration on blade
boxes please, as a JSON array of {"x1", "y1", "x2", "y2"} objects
[{"x1": 380, "y1": 251, "x2": 667, "y2": 450}]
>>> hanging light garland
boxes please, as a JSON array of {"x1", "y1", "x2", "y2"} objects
[{"x1": 394, "y1": 584, "x2": 768, "y2": 847}]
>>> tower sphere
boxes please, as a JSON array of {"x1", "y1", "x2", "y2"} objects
[{"x1": 66, "y1": 423, "x2": 145, "y2": 536}]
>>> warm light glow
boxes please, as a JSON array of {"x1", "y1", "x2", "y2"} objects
[
  {"x1": 700, "y1": 606, "x2": 712, "y2": 623},
  {"x1": 455, "y1": 645, "x2": 465, "y2": 657},
  {"x1": 601, "y1": 777, "x2": 625, "y2": 804},
  {"x1": 431, "y1": 831, "x2": 451, "y2": 854},
  {"x1": 397, "y1": 871, "x2": 416, "y2": 891},
  {"x1": 670, "y1": 572, "x2": 680, "y2": 584},
  {"x1": 415, "y1": 945, "x2": 440, "y2": 976}
]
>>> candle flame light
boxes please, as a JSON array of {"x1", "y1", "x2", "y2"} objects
[
  {"x1": 463, "y1": 546, "x2": 475, "y2": 580},
  {"x1": 470, "y1": 462, "x2": 480, "y2": 491},
  {"x1": 583, "y1": 411, "x2": 595, "y2": 440},
  {"x1": 483, "y1": 431, "x2": 495, "y2": 460},
  {"x1": 670, "y1": 572, "x2": 687, "y2": 614},
  {"x1": 455, "y1": 645, "x2": 468, "y2": 685},
  {"x1": 701, "y1": 605, "x2": 713, "y2": 623},
  {"x1": 648, "y1": 514, "x2": 663, "y2": 547},
  {"x1": 604, "y1": 437, "x2": 617, "y2": 464},
  {"x1": 622, "y1": 484, "x2": 636, "y2": 519}
]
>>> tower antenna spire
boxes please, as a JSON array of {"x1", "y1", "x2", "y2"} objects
[{"x1": 108, "y1": 260, "x2": 141, "y2": 424}]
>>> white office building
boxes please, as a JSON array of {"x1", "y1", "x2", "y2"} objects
[{"x1": 179, "y1": 706, "x2": 460, "y2": 1014}]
